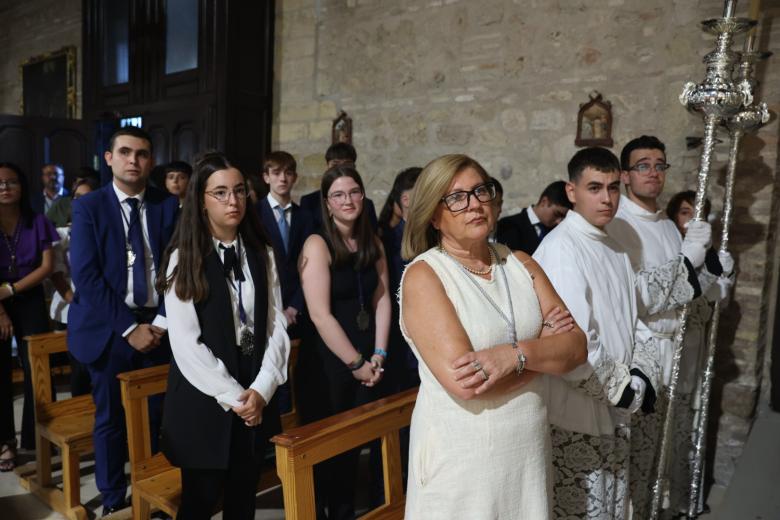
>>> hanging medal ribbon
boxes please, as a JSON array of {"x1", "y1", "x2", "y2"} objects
[
  {"x1": 225, "y1": 239, "x2": 254, "y2": 356},
  {"x1": 2, "y1": 221, "x2": 21, "y2": 277},
  {"x1": 119, "y1": 198, "x2": 143, "y2": 268},
  {"x1": 355, "y1": 266, "x2": 370, "y2": 331}
]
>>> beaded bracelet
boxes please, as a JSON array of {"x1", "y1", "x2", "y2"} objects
[
  {"x1": 373, "y1": 348, "x2": 388, "y2": 358},
  {"x1": 513, "y1": 343, "x2": 527, "y2": 376},
  {"x1": 347, "y1": 353, "x2": 365, "y2": 371}
]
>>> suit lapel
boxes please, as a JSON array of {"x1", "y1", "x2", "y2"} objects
[
  {"x1": 206, "y1": 249, "x2": 240, "y2": 375},
  {"x1": 105, "y1": 185, "x2": 129, "y2": 288},
  {"x1": 288, "y1": 203, "x2": 303, "y2": 252},
  {"x1": 260, "y1": 199, "x2": 285, "y2": 256},
  {"x1": 145, "y1": 190, "x2": 163, "y2": 269}
]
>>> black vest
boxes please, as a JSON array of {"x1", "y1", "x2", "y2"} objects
[{"x1": 161, "y1": 245, "x2": 281, "y2": 469}]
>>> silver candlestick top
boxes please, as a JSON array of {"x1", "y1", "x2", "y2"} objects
[
  {"x1": 726, "y1": 102, "x2": 770, "y2": 132},
  {"x1": 680, "y1": 15, "x2": 755, "y2": 118}
]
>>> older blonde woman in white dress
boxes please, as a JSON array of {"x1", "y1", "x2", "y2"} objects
[{"x1": 400, "y1": 154, "x2": 587, "y2": 519}]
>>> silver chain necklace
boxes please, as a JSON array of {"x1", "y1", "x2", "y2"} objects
[{"x1": 439, "y1": 245, "x2": 517, "y2": 344}]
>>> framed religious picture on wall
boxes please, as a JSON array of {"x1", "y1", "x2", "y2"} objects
[
  {"x1": 575, "y1": 91, "x2": 613, "y2": 147},
  {"x1": 332, "y1": 110, "x2": 352, "y2": 144},
  {"x1": 21, "y1": 46, "x2": 77, "y2": 119}
]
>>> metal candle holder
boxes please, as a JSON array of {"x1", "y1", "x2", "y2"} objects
[
  {"x1": 687, "y1": 47, "x2": 770, "y2": 518},
  {"x1": 649, "y1": 2, "x2": 755, "y2": 519}
]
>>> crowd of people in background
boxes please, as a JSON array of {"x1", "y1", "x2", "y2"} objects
[{"x1": 0, "y1": 126, "x2": 735, "y2": 520}]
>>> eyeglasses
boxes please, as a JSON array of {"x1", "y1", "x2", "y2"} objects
[
  {"x1": 440, "y1": 182, "x2": 497, "y2": 212},
  {"x1": 629, "y1": 163, "x2": 671, "y2": 175},
  {"x1": 205, "y1": 186, "x2": 248, "y2": 203},
  {"x1": 328, "y1": 188, "x2": 364, "y2": 205},
  {"x1": 0, "y1": 180, "x2": 20, "y2": 189}
]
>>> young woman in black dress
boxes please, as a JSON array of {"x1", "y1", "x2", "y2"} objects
[{"x1": 298, "y1": 164, "x2": 391, "y2": 519}]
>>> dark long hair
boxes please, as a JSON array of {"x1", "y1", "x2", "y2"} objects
[
  {"x1": 666, "y1": 190, "x2": 711, "y2": 221},
  {"x1": 320, "y1": 165, "x2": 380, "y2": 269},
  {"x1": 0, "y1": 162, "x2": 35, "y2": 228},
  {"x1": 378, "y1": 167, "x2": 422, "y2": 231},
  {"x1": 156, "y1": 152, "x2": 269, "y2": 302}
]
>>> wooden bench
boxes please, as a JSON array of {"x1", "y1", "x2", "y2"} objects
[
  {"x1": 118, "y1": 339, "x2": 301, "y2": 520},
  {"x1": 272, "y1": 387, "x2": 418, "y2": 520},
  {"x1": 15, "y1": 331, "x2": 95, "y2": 520}
]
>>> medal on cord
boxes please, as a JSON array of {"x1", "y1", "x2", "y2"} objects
[
  {"x1": 233, "y1": 240, "x2": 255, "y2": 356},
  {"x1": 119, "y1": 199, "x2": 143, "y2": 267},
  {"x1": 355, "y1": 266, "x2": 370, "y2": 331},
  {"x1": 233, "y1": 238, "x2": 255, "y2": 356}
]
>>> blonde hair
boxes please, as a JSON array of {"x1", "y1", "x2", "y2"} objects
[{"x1": 401, "y1": 154, "x2": 489, "y2": 260}]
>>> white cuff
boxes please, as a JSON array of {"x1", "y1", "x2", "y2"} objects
[
  {"x1": 215, "y1": 391, "x2": 244, "y2": 410},
  {"x1": 250, "y1": 369, "x2": 279, "y2": 406},
  {"x1": 122, "y1": 323, "x2": 138, "y2": 338},
  {"x1": 151, "y1": 314, "x2": 167, "y2": 330}
]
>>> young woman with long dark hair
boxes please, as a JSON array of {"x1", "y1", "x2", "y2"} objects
[
  {"x1": 0, "y1": 162, "x2": 58, "y2": 470},
  {"x1": 298, "y1": 164, "x2": 391, "y2": 519},
  {"x1": 156, "y1": 152, "x2": 290, "y2": 519}
]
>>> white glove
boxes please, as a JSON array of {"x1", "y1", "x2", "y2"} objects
[
  {"x1": 718, "y1": 250, "x2": 734, "y2": 275},
  {"x1": 627, "y1": 375, "x2": 646, "y2": 414},
  {"x1": 681, "y1": 220, "x2": 712, "y2": 268}
]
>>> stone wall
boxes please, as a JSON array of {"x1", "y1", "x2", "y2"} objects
[
  {"x1": 273, "y1": 0, "x2": 780, "y2": 491},
  {"x1": 0, "y1": 0, "x2": 82, "y2": 116}
]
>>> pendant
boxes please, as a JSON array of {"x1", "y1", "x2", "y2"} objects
[
  {"x1": 239, "y1": 326, "x2": 255, "y2": 356},
  {"x1": 8, "y1": 255, "x2": 16, "y2": 277},
  {"x1": 356, "y1": 308, "x2": 370, "y2": 331},
  {"x1": 126, "y1": 247, "x2": 136, "y2": 267}
]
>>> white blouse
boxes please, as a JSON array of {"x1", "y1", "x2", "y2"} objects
[{"x1": 164, "y1": 238, "x2": 290, "y2": 413}]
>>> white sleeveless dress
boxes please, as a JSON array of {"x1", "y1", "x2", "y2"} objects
[{"x1": 400, "y1": 244, "x2": 552, "y2": 519}]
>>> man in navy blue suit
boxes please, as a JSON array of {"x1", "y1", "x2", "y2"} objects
[
  {"x1": 68, "y1": 127, "x2": 178, "y2": 516},
  {"x1": 299, "y1": 142, "x2": 377, "y2": 230},
  {"x1": 257, "y1": 151, "x2": 313, "y2": 336}
]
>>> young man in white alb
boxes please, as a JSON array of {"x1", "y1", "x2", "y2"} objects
[
  {"x1": 535, "y1": 147, "x2": 661, "y2": 520},
  {"x1": 605, "y1": 135, "x2": 732, "y2": 517}
]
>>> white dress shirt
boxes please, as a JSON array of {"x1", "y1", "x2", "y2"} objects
[
  {"x1": 266, "y1": 192, "x2": 292, "y2": 226},
  {"x1": 526, "y1": 205, "x2": 543, "y2": 237},
  {"x1": 164, "y1": 239, "x2": 290, "y2": 413},
  {"x1": 112, "y1": 182, "x2": 158, "y2": 309}
]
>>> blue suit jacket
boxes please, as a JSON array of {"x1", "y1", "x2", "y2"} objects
[
  {"x1": 257, "y1": 198, "x2": 313, "y2": 312},
  {"x1": 68, "y1": 183, "x2": 179, "y2": 364}
]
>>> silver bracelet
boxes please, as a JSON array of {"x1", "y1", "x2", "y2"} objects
[{"x1": 513, "y1": 344, "x2": 526, "y2": 376}]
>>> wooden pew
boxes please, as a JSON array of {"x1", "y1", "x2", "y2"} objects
[
  {"x1": 272, "y1": 387, "x2": 418, "y2": 520},
  {"x1": 118, "y1": 339, "x2": 301, "y2": 520},
  {"x1": 15, "y1": 331, "x2": 95, "y2": 520}
]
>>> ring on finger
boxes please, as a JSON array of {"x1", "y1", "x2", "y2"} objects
[
  {"x1": 479, "y1": 368, "x2": 489, "y2": 381},
  {"x1": 543, "y1": 321, "x2": 554, "y2": 328},
  {"x1": 471, "y1": 361, "x2": 482, "y2": 370}
]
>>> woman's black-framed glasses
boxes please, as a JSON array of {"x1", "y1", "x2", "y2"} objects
[{"x1": 440, "y1": 182, "x2": 497, "y2": 212}]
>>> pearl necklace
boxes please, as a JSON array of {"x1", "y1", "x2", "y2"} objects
[{"x1": 439, "y1": 246, "x2": 494, "y2": 275}]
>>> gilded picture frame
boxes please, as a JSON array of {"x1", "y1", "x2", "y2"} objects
[{"x1": 20, "y1": 46, "x2": 77, "y2": 119}]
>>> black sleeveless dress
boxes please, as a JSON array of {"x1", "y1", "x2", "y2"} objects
[{"x1": 297, "y1": 232, "x2": 380, "y2": 423}]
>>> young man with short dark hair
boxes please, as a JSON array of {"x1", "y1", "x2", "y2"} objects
[
  {"x1": 496, "y1": 180, "x2": 572, "y2": 254},
  {"x1": 68, "y1": 126, "x2": 178, "y2": 516},
  {"x1": 534, "y1": 147, "x2": 660, "y2": 519}
]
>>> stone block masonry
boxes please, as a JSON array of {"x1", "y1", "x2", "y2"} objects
[{"x1": 273, "y1": 0, "x2": 780, "y2": 492}]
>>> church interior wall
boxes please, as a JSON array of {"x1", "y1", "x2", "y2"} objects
[
  {"x1": 0, "y1": 0, "x2": 776, "y2": 495},
  {"x1": 273, "y1": 0, "x2": 780, "y2": 491}
]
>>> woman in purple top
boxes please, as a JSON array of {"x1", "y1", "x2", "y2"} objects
[{"x1": 0, "y1": 162, "x2": 57, "y2": 471}]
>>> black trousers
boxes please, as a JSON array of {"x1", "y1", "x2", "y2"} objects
[
  {"x1": 0, "y1": 286, "x2": 50, "y2": 448},
  {"x1": 177, "y1": 415, "x2": 264, "y2": 520}
]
